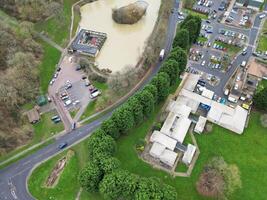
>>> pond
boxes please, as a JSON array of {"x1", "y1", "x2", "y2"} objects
[{"x1": 80, "y1": 0, "x2": 161, "y2": 73}]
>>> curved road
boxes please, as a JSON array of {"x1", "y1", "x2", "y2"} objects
[{"x1": 0, "y1": 1, "x2": 180, "y2": 199}]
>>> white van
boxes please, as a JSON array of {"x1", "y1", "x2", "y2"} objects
[
  {"x1": 241, "y1": 61, "x2": 247, "y2": 67},
  {"x1": 64, "y1": 99, "x2": 72, "y2": 107}
]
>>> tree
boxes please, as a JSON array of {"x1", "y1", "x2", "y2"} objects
[
  {"x1": 78, "y1": 162, "x2": 103, "y2": 192},
  {"x1": 101, "y1": 119, "x2": 120, "y2": 139},
  {"x1": 160, "y1": 59, "x2": 180, "y2": 85},
  {"x1": 151, "y1": 72, "x2": 170, "y2": 101},
  {"x1": 168, "y1": 47, "x2": 187, "y2": 73},
  {"x1": 254, "y1": 87, "x2": 267, "y2": 111},
  {"x1": 126, "y1": 96, "x2": 144, "y2": 125},
  {"x1": 87, "y1": 129, "x2": 116, "y2": 159},
  {"x1": 162, "y1": 184, "x2": 177, "y2": 200},
  {"x1": 99, "y1": 170, "x2": 138, "y2": 200},
  {"x1": 134, "y1": 177, "x2": 164, "y2": 200},
  {"x1": 143, "y1": 84, "x2": 158, "y2": 104},
  {"x1": 180, "y1": 18, "x2": 199, "y2": 44},
  {"x1": 173, "y1": 29, "x2": 190, "y2": 50},
  {"x1": 135, "y1": 90, "x2": 154, "y2": 117},
  {"x1": 100, "y1": 157, "x2": 121, "y2": 174},
  {"x1": 111, "y1": 105, "x2": 135, "y2": 134}
]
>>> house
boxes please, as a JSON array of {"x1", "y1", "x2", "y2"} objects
[
  {"x1": 235, "y1": 0, "x2": 264, "y2": 11},
  {"x1": 27, "y1": 108, "x2": 40, "y2": 124}
]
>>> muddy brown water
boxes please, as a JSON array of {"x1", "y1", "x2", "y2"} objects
[{"x1": 80, "y1": 0, "x2": 161, "y2": 73}]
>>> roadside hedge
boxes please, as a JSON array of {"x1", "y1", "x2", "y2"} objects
[{"x1": 79, "y1": 15, "x2": 201, "y2": 200}]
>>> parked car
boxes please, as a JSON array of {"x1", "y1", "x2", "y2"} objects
[
  {"x1": 201, "y1": 60, "x2": 206, "y2": 66},
  {"x1": 64, "y1": 99, "x2": 72, "y2": 107},
  {"x1": 51, "y1": 115, "x2": 60, "y2": 121},
  {"x1": 85, "y1": 79, "x2": 91, "y2": 87},
  {"x1": 259, "y1": 14, "x2": 266, "y2": 19},
  {"x1": 65, "y1": 80, "x2": 72, "y2": 89}
]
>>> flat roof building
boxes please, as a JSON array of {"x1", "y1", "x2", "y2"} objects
[
  {"x1": 194, "y1": 116, "x2": 207, "y2": 134},
  {"x1": 159, "y1": 149, "x2": 178, "y2": 167},
  {"x1": 150, "y1": 130, "x2": 177, "y2": 151},
  {"x1": 236, "y1": 0, "x2": 264, "y2": 10},
  {"x1": 182, "y1": 144, "x2": 196, "y2": 165},
  {"x1": 70, "y1": 29, "x2": 107, "y2": 57}
]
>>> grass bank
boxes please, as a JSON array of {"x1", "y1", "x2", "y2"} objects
[
  {"x1": 257, "y1": 20, "x2": 267, "y2": 52},
  {"x1": 39, "y1": 41, "x2": 61, "y2": 93},
  {"x1": 35, "y1": 0, "x2": 79, "y2": 46}
]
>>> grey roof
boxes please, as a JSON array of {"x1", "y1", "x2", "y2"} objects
[{"x1": 70, "y1": 29, "x2": 107, "y2": 56}]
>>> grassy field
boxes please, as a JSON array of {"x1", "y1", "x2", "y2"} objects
[
  {"x1": 214, "y1": 41, "x2": 241, "y2": 58},
  {"x1": 28, "y1": 133, "x2": 101, "y2": 200},
  {"x1": 182, "y1": 8, "x2": 208, "y2": 19},
  {"x1": 257, "y1": 20, "x2": 267, "y2": 52},
  {"x1": 257, "y1": 35, "x2": 267, "y2": 52},
  {"x1": 33, "y1": 111, "x2": 64, "y2": 143},
  {"x1": 39, "y1": 41, "x2": 61, "y2": 93},
  {"x1": 35, "y1": 0, "x2": 79, "y2": 46}
]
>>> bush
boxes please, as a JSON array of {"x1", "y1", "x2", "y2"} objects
[{"x1": 143, "y1": 84, "x2": 158, "y2": 103}]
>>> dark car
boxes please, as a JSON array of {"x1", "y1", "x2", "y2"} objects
[
  {"x1": 58, "y1": 142, "x2": 68, "y2": 149},
  {"x1": 75, "y1": 65, "x2": 81, "y2": 71}
]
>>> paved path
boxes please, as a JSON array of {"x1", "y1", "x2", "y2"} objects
[
  {"x1": 38, "y1": 33, "x2": 64, "y2": 52},
  {"x1": 0, "y1": 1, "x2": 181, "y2": 199}
]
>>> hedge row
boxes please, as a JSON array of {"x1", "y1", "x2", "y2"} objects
[{"x1": 79, "y1": 15, "x2": 201, "y2": 200}]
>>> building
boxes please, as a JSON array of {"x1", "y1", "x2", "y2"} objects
[
  {"x1": 180, "y1": 74, "x2": 248, "y2": 134},
  {"x1": 70, "y1": 29, "x2": 107, "y2": 57},
  {"x1": 236, "y1": 0, "x2": 264, "y2": 10},
  {"x1": 27, "y1": 108, "x2": 40, "y2": 124},
  {"x1": 182, "y1": 144, "x2": 197, "y2": 165}
]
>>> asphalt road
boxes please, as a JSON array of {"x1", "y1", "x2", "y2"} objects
[{"x1": 0, "y1": 1, "x2": 180, "y2": 200}]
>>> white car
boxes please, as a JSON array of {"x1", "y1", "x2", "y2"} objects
[
  {"x1": 259, "y1": 14, "x2": 266, "y2": 19},
  {"x1": 72, "y1": 100, "x2": 80, "y2": 105},
  {"x1": 201, "y1": 60, "x2": 206, "y2": 66},
  {"x1": 50, "y1": 79, "x2": 55, "y2": 85},
  {"x1": 64, "y1": 99, "x2": 72, "y2": 107},
  {"x1": 224, "y1": 89, "x2": 229, "y2": 96},
  {"x1": 234, "y1": 83, "x2": 239, "y2": 90}
]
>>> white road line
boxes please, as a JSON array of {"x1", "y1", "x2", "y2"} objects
[{"x1": 22, "y1": 160, "x2": 31, "y2": 166}]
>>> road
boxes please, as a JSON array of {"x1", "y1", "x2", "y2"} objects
[{"x1": 0, "y1": 1, "x2": 180, "y2": 199}]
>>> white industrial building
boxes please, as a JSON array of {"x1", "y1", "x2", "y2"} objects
[{"x1": 148, "y1": 73, "x2": 248, "y2": 169}]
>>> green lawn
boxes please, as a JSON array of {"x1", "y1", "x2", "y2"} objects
[
  {"x1": 35, "y1": 0, "x2": 79, "y2": 46},
  {"x1": 182, "y1": 8, "x2": 208, "y2": 19},
  {"x1": 39, "y1": 41, "x2": 61, "y2": 93},
  {"x1": 28, "y1": 150, "x2": 80, "y2": 200},
  {"x1": 214, "y1": 41, "x2": 241, "y2": 58},
  {"x1": 257, "y1": 35, "x2": 267, "y2": 52},
  {"x1": 33, "y1": 111, "x2": 64, "y2": 143},
  {"x1": 28, "y1": 133, "x2": 100, "y2": 200}
]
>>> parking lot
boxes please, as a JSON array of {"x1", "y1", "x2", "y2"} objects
[{"x1": 185, "y1": 0, "x2": 259, "y2": 106}]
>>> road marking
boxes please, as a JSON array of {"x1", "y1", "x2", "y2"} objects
[{"x1": 22, "y1": 160, "x2": 31, "y2": 166}]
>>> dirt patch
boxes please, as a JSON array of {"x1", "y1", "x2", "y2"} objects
[
  {"x1": 45, "y1": 150, "x2": 74, "y2": 188},
  {"x1": 196, "y1": 168, "x2": 224, "y2": 198}
]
